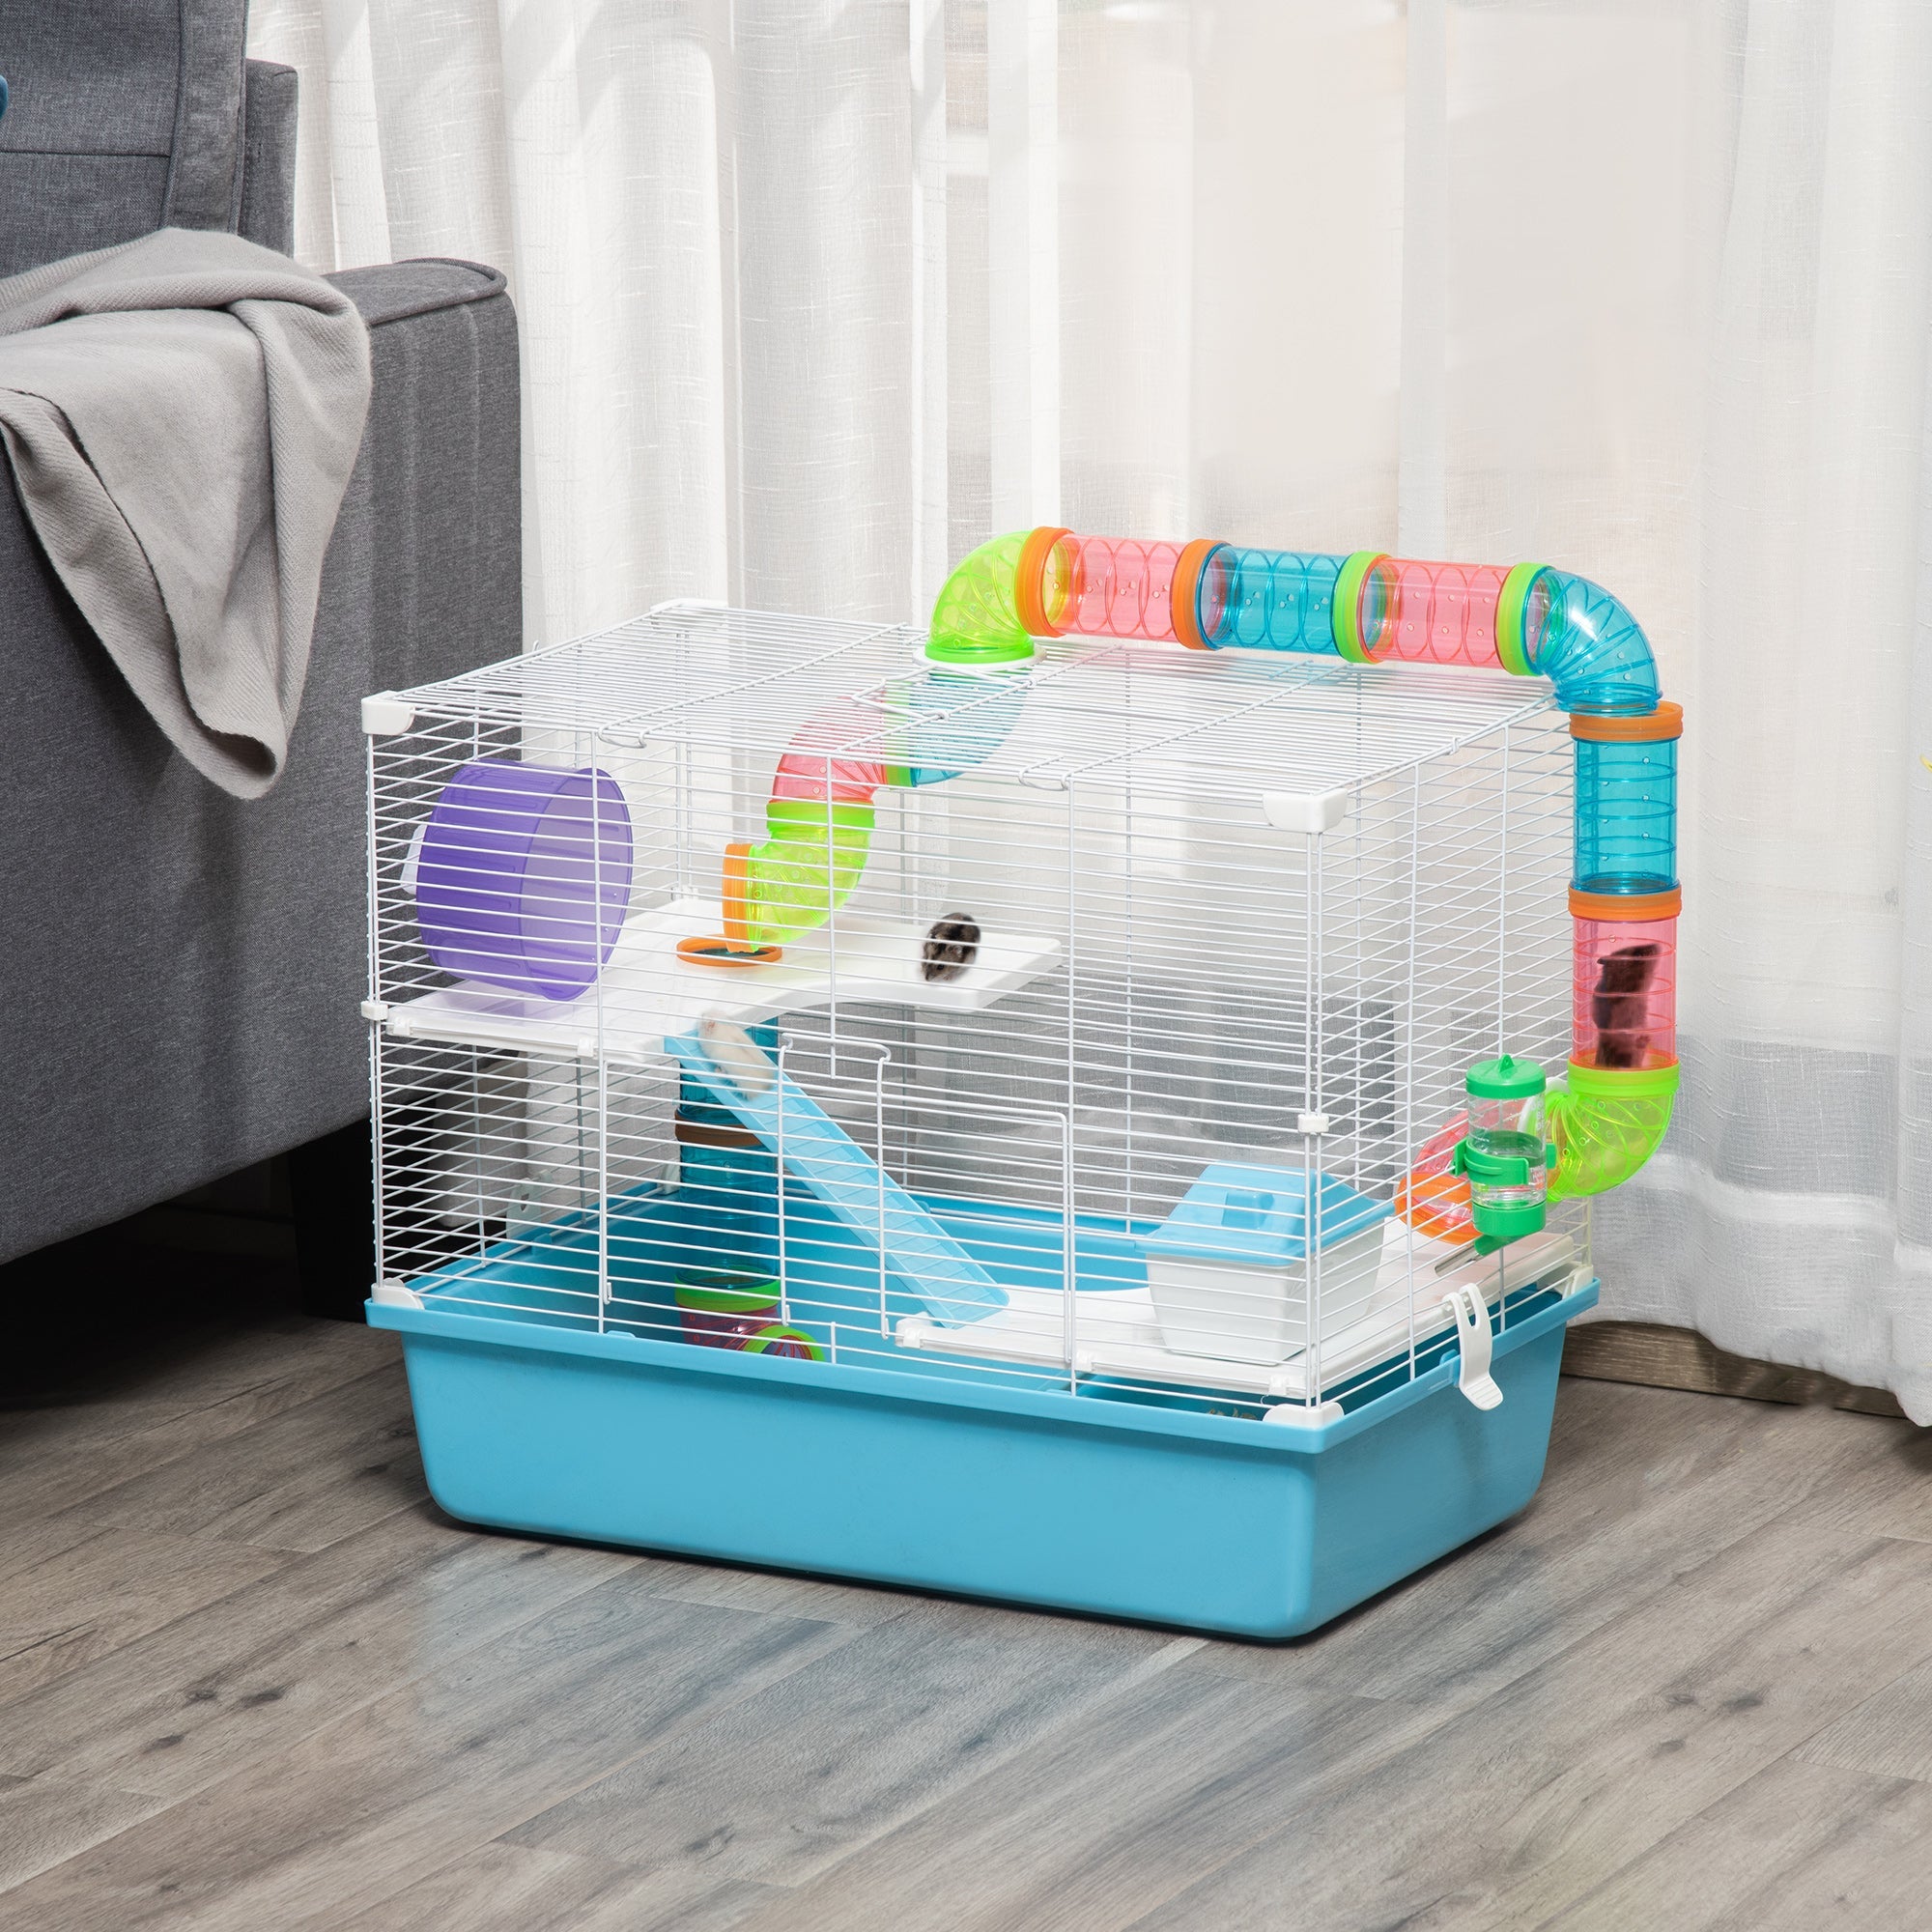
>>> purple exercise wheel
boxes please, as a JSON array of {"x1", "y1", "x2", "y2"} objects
[{"x1": 412, "y1": 759, "x2": 634, "y2": 1001}]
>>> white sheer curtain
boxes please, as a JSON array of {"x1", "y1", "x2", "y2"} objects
[{"x1": 255, "y1": 0, "x2": 1932, "y2": 1418}]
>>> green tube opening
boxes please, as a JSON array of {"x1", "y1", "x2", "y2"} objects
[
  {"x1": 1548, "y1": 1059, "x2": 1679, "y2": 1200},
  {"x1": 1330, "y1": 551, "x2": 1385, "y2": 665},
  {"x1": 925, "y1": 530, "x2": 1037, "y2": 667},
  {"x1": 1494, "y1": 561, "x2": 1546, "y2": 678}
]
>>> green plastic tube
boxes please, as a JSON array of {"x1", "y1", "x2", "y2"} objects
[
  {"x1": 728, "y1": 800, "x2": 876, "y2": 950},
  {"x1": 718, "y1": 533, "x2": 1039, "y2": 952},
  {"x1": 925, "y1": 530, "x2": 1037, "y2": 668},
  {"x1": 1547, "y1": 1060, "x2": 1680, "y2": 1200}
]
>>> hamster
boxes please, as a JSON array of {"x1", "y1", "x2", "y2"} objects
[
  {"x1": 921, "y1": 913, "x2": 980, "y2": 983},
  {"x1": 1591, "y1": 942, "x2": 1661, "y2": 1068}
]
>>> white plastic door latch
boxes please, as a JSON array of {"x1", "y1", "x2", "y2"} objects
[{"x1": 1441, "y1": 1285, "x2": 1502, "y2": 1409}]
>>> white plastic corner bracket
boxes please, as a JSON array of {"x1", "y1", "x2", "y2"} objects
[
  {"x1": 361, "y1": 692, "x2": 414, "y2": 736},
  {"x1": 370, "y1": 1279, "x2": 423, "y2": 1311},
  {"x1": 1264, "y1": 1399, "x2": 1346, "y2": 1428},
  {"x1": 649, "y1": 596, "x2": 727, "y2": 617},
  {"x1": 1263, "y1": 787, "x2": 1351, "y2": 835},
  {"x1": 1441, "y1": 1285, "x2": 1502, "y2": 1409}
]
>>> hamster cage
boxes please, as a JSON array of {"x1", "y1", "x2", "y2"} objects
[{"x1": 363, "y1": 530, "x2": 1681, "y2": 1638}]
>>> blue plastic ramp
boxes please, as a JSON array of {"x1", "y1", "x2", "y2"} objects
[{"x1": 668, "y1": 1025, "x2": 1007, "y2": 1327}]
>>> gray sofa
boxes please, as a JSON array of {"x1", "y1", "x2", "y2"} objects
[{"x1": 0, "y1": 3, "x2": 520, "y2": 1305}]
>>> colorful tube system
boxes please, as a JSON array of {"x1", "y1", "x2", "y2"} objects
[
  {"x1": 686, "y1": 526, "x2": 1042, "y2": 961},
  {"x1": 974, "y1": 526, "x2": 1660, "y2": 714},
  {"x1": 919, "y1": 528, "x2": 1683, "y2": 1206},
  {"x1": 689, "y1": 524, "x2": 1678, "y2": 1208},
  {"x1": 683, "y1": 662, "x2": 1029, "y2": 962},
  {"x1": 1547, "y1": 700, "x2": 1682, "y2": 1201}
]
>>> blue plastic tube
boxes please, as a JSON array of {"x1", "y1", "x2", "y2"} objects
[
  {"x1": 675, "y1": 1023, "x2": 781, "y2": 1271},
  {"x1": 1197, "y1": 548, "x2": 1347, "y2": 657},
  {"x1": 1572, "y1": 715, "x2": 1680, "y2": 895},
  {"x1": 1522, "y1": 569, "x2": 1660, "y2": 716}
]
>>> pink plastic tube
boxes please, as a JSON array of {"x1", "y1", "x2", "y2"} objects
[
  {"x1": 1360, "y1": 557, "x2": 1510, "y2": 668},
  {"x1": 1050, "y1": 535, "x2": 1188, "y2": 644},
  {"x1": 1571, "y1": 905, "x2": 1679, "y2": 1070},
  {"x1": 773, "y1": 698, "x2": 892, "y2": 804}
]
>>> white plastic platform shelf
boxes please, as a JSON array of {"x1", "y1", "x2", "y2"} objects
[
  {"x1": 896, "y1": 1220, "x2": 1580, "y2": 1405},
  {"x1": 382, "y1": 896, "x2": 1062, "y2": 1065}
]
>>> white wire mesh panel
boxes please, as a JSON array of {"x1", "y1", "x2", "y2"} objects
[{"x1": 368, "y1": 604, "x2": 1589, "y2": 1414}]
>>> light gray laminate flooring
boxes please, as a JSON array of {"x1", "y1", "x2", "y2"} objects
[{"x1": 2, "y1": 1293, "x2": 1928, "y2": 1931}]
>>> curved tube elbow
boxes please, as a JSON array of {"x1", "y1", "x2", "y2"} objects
[
  {"x1": 725, "y1": 799, "x2": 876, "y2": 951},
  {"x1": 1547, "y1": 1061, "x2": 1679, "y2": 1200},
  {"x1": 1524, "y1": 570, "x2": 1660, "y2": 716},
  {"x1": 926, "y1": 529, "x2": 1037, "y2": 668}
]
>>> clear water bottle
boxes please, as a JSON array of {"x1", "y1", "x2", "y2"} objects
[{"x1": 1455, "y1": 1055, "x2": 1549, "y2": 1244}]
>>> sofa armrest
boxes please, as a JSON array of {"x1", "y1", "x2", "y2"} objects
[
  {"x1": 0, "y1": 254, "x2": 521, "y2": 1265},
  {"x1": 326, "y1": 259, "x2": 523, "y2": 692},
  {"x1": 239, "y1": 59, "x2": 298, "y2": 257}
]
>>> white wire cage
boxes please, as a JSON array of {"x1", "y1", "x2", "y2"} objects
[{"x1": 366, "y1": 603, "x2": 1589, "y2": 1419}]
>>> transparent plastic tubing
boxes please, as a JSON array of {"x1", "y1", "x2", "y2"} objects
[
  {"x1": 984, "y1": 526, "x2": 1681, "y2": 1197},
  {"x1": 1572, "y1": 702, "x2": 1681, "y2": 897},
  {"x1": 700, "y1": 530, "x2": 1040, "y2": 957},
  {"x1": 1571, "y1": 897, "x2": 1678, "y2": 1071},
  {"x1": 714, "y1": 669, "x2": 1028, "y2": 953},
  {"x1": 1197, "y1": 549, "x2": 1513, "y2": 667},
  {"x1": 674, "y1": 525, "x2": 1686, "y2": 1178},
  {"x1": 1355, "y1": 555, "x2": 1513, "y2": 668},
  {"x1": 1010, "y1": 532, "x2": 1661, "y2": 712}
]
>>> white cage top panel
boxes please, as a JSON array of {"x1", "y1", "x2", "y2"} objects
[{"x1": 386, "y1": 604, "x2": 1564, "y2": 801}]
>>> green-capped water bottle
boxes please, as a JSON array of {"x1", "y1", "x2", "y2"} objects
[{"x1": 1454, "y1": 1055, "x2": 1549, "y2": 1244}]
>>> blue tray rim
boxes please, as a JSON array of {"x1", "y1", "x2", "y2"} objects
[{"x1": 369, "y1": 1276, "x2": 1599, "y2": 1458}]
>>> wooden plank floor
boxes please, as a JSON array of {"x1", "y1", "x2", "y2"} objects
[{"x1": 3, "y1": 1280, "x2": 1928, "y2": 1930}]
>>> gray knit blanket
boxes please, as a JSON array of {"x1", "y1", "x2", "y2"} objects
[{"x1": 0, "y1": 228, "x2": 371, "y2": 797}]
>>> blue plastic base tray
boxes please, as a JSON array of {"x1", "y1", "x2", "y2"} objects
[{"x1": 368, "y1": 1188, "x2": 1595, "y2": 1639}]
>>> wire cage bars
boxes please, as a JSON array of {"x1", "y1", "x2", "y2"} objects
[{"x1": 367, "y1": 603, "x2": 1589, "y2": 1420}]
